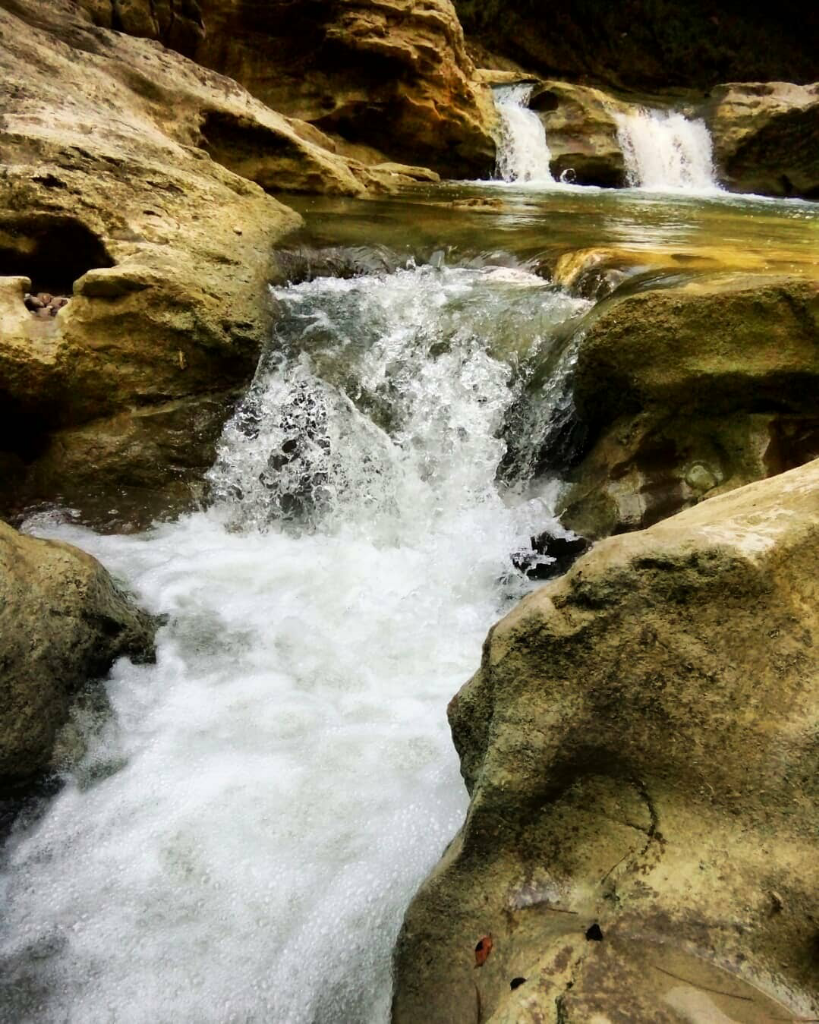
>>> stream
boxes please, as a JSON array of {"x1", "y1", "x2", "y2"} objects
[{"x1": 1, "y1": 90, "x2": 818, "y2": 1024}]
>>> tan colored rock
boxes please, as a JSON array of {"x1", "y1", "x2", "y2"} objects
[
  {"x1": 393, "y1": 459, "x2": 819, "y2": 1023},
  {"x1": 556, "y1": 274, "x2": 819, "y2": 535},
  {"x1": 706, "y1": 82, "x2": 819, "y2": 199},
  {"x1": 1, "y1": 0, "x2": 419, "y2": 516},
  {"x1": 193, "y1": 0, "x2": 498, "y2": 178},
  {"x1": 531, "y1": 81, "x2": 627, "y2": 187},
  {"x1": 0, "y1": 522, "x2": 157, "y2": 782},
  {"x1": 77, "y1": 0, "x2": 205, "y2": 54}
]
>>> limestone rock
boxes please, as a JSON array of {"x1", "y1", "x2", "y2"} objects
[
  {"x1": 531, "y1": 81, "x2": 627, "y2": 188},
  {"x1": 0, "y1": 0, "x2": 395, "y2": 516},
  {"x1": 705, "y1": 82, "x2": 819, "y2": 199},
  {"x1": 193, "y1": 0, "x2": 498, "y2": 178},
  {"x1": 0, "y1": 522, "x2": 157, "y2": 782},
  {"x1": 77, "y1": 0, "x2": 205, "y2": 54},
  {"x1": 393, "y1": 459, "x2": 819, "y2": 1023},
  {"x1": 559, "y1": 274, "x2": 819, "y2": 535}
]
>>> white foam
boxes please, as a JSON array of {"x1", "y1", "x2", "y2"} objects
[
  {"x1": 493, "y1": 84, "x2": 556, "y2": 185},
  {"x1": 616, "y1": 107, "x2": 721, "y2": 194},
  {"x1": 0, "y1": 263, "x2": 588, "y2": 1023}
]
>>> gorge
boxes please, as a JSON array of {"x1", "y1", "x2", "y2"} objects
[{"x1": 0, "y1": 2, "x2": 817, "y2": 1023}]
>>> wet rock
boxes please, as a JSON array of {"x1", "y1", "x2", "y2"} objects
[
  {"x1": 4, "y1": 391, "x2": 241, "y2": 531},
  {"x1": 511, "y1": 528, "x2": 590, "y2": 580},
  {"x1": 559, "y1": 273, "x2": 819, "y2": 536},
  {"x1": 531, "y1": 81, "x2": 627, "y2": 188},
  {"x1": 705, "y1": 82, "x2": 819, "y2": 199},
  {"x1": 0, "y1": 521, "x2": 157, "y2": 784},
  {"x1": 393, "y1": 459, "x2": 819, "y2": 1023}
]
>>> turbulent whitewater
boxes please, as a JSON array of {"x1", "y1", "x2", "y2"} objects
[
  {"x1": 0, "y1": 260, "x2": 590, "y2": 1023},
  {"x1": 493, "y1": 84, "x2": 555, "y2": 184},
  {"x1": 616, "y1": 107, "x2": 720, "y2": 192}
]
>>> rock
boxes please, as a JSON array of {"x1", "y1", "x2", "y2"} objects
[
  {"x1": 77, "y1": 0, "x2": 205, "y2": 55},
  {"x1": 454, "y1": 1, "x2": 819, "y2": 91},
  {"x1": 189, "y1": 0, "x2": 498, "y2": 179},
  {"x1": 6, "y1": 391, "x2": 240, "y2": 531},
  {"x1": 530, "y1": 81, "x2": 627, "y2": 188},
  {"x1": 558, "y1": 274, "x2": 819, "y2": 536},
  {"x1": 393, "y1": 459, "x2": 819, "y2": 1023},
  {"x1": 511, "y1": 528, "x2": 590, "y2": 580},
  {"x1": 705, "y1": 82, "x2": 819, "y2": 199},
  {"x1": 1, "y1": 0, "x2": 392, "y2": 515},
  {"x1": 0, "y1": 521, "x2": 157, "y2": 783}
]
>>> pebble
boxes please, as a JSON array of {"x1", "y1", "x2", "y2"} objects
[{"x1": 24, "y1": 292, "x2": 69, "y2": 316}]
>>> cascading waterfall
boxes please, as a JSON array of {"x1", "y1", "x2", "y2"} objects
[
  {"x1": 0, "y1": 259, "x2": 590, "y2": 1024},
  {"x1": 615, "y1": 107, "x2": 720, "y2": 192},
  {"x1": 493, "y1": 83, "x2": 555, "y2": 184}
]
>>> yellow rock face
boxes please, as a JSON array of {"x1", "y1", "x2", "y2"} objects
[{"x1": 393, "y1": 459, "x2": 819, "y2": 1023}]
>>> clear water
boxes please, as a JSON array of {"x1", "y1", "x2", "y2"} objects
[{"x1": 0, "y1": 264, "x2": 589, "y2": 1023}]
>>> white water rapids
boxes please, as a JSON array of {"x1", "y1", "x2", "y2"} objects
[{"x1": 0, "y1": 261, "x2": 590, "y2": 1023}]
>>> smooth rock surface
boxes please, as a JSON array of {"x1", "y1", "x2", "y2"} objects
[
  {"x1": 393, "y1": 459, "x2": 819, "y2": 1023},
  {"x1": 0, "y1": 522, "x2": 157, "y2": 782},
  {"x1": 531, "y1": 81, "x2": 627, "y2": 187}
]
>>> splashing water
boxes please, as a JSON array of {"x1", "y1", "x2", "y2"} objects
[
  {"x1": 616, "y1": 107, "x2": 720, "y2": 192},
  {"x1": 0, "y1": 261, "x2": 590, "y2": 1024},
  {"x1": 493, "y1": 84, "x2": 555, "y2": 185}
]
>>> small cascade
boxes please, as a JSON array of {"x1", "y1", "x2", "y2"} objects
[
  {"x1": 616, "y1": 107, "x2": 720, "y2": 192},
  {"x1": 493, "y1": 84, "x2": 555, "y2": 185},
  {"x1": 0, "y1": 255, "x2": 592, "y2": 1024}
]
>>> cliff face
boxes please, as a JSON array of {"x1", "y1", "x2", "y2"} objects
[
  {"x1": 456, "y1": 0, "x2": 819, "y2": 91},
  {"x1": 77, "y1": 0, "x2": 498, "y2": 178}
]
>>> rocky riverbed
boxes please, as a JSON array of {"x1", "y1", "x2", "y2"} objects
[{"x1": 0, "y1": 2, "x2": 817, "y2": 1022}]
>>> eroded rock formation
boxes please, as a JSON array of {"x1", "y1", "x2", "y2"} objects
[
  {"x1": 706, "y1": 82, "x2": 819, "y2": 198},
  {"x1": 557, "y1": 273, "x2": 819, "y2": 536},
  {"x1": 0, "y1": 522, "x2": 157, "y2": 784},
  {"x1": 192, "y1": 0, "x2": 498, "y2": 178},
  {"x1": 393, "y1": 459, "x2": 819, "y2": 1023}
]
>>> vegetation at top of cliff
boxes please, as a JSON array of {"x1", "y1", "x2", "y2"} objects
[{"x1": 456, "y1": 0, "x2": 819, "y2": 90}]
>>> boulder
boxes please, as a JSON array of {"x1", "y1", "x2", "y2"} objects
[
  {"x1": 393, "y1": 459, "x2": 819, "y2": 1023},
  {"x1": 191, "y1": 0, "x2": 498, "y2": 179},
  {"x1": 705, "y1": 82, "x2": 819, "y2": 199},
  {"x1": 530, "y1": 81, "x2": 627, "y2": 188},
  {"x1": 558, "y1": 273, "x2": 819, "y2": 535},
  {"x1": 0, "y1": 522, "x2": 157, "y2": 783},
  {"x1": 0, "y1": 0, "x2": 371, "y2": 519}
]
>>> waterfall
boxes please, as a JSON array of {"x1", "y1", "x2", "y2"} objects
[
  {"x1": 0, "y1": 257, "x2": 590, "y2": 1024},
  {"x1": 615, "y1": 107, "x2": 720, "y2": 192},
  {"x1": 493, "y1": 84, "x2": 555, "y2": 185}
]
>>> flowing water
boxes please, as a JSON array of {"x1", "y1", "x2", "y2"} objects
[
  {"x1": 1, "y1": 167, "x2": 818, "y2": 1023},
  {"x1": 615, "y1": 107, "x2": 720, "y2": 192},
  {"x1": 493, "y1": 83, "x2": 555, "y2": 185},
  {"x1": 493, "y1": 85, "x2": 720, "y2": 194},
  {"x1": 0, "y1": 262, "x2": 590, "y2": 1024}
]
